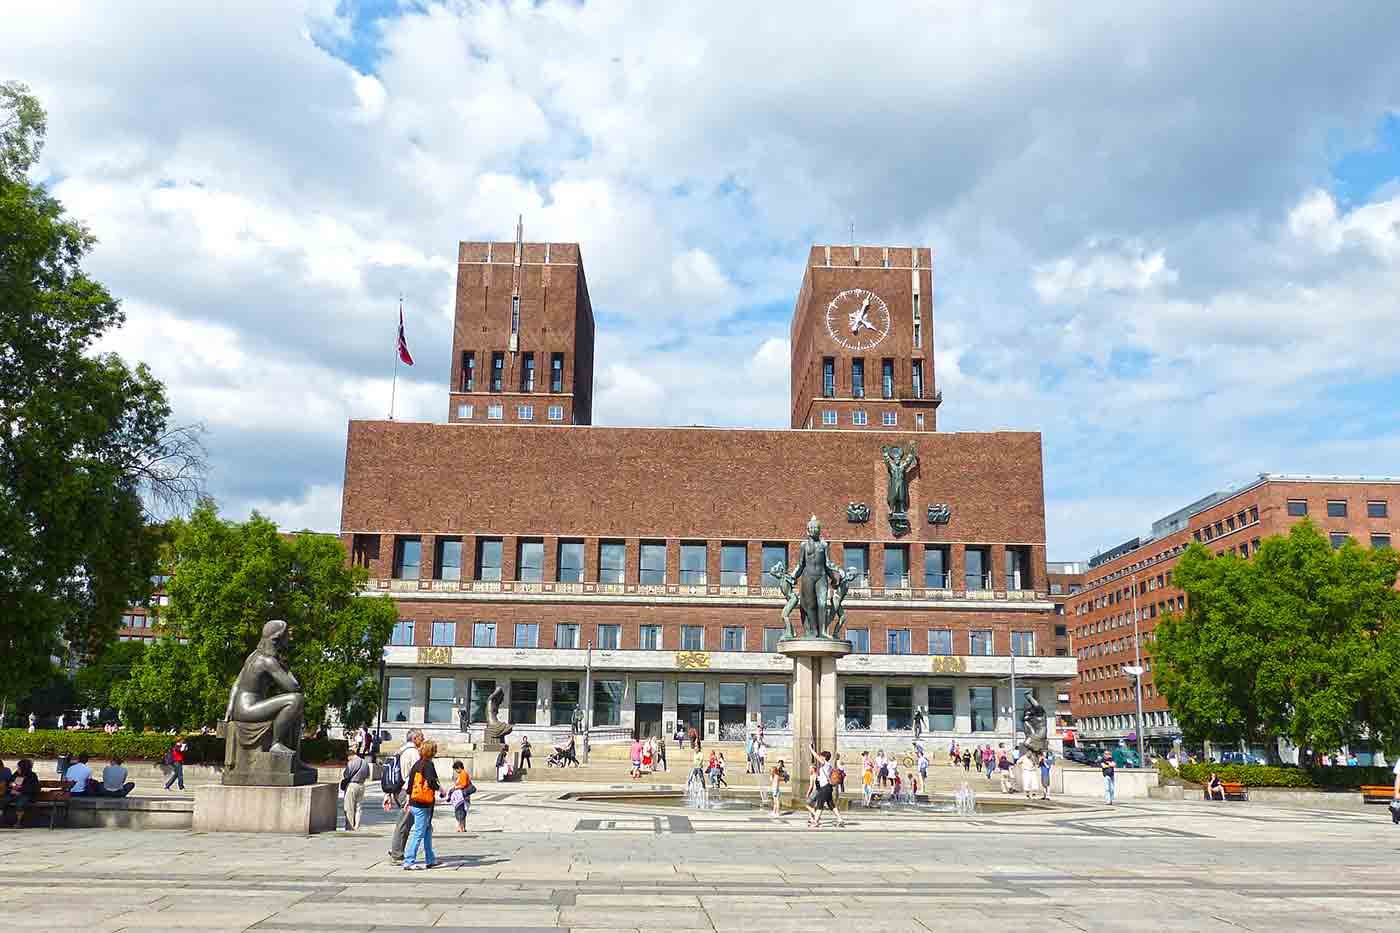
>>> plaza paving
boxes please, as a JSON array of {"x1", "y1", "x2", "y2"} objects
[{"x1": 3, "y1": 780, "x2": 1399, "y2": 931}]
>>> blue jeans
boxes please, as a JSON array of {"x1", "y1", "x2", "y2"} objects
[
  {"x1": 404, "y1": 805, "x2": 436, "y2": 866},
  {"x1": 164, "y1": 761, "x2": 184, "y2": 790},
  {"x1": 1104, "y1": 775, "x2": 1116, "y2": 803}
]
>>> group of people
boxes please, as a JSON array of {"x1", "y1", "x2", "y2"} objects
[
  {"x1": 628, "y1": 735, "x2": 668, "y2": 778},
  {"x1": 0, "y1": 759, "x2": 41, "y2": 827},
  {"x1": 859, "y1": 748, "x2": 925, "y2": 805},
  {"x1": 383, "y1": 728, "x2": 477, "y2": 870},
  {"x1": 744, "y1": 727, "x2": 770, "y2": 774}
]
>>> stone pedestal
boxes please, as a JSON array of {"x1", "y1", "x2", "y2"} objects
[
  {"x1": 193, "y1": 782, "x2": 337, "y2": 834},
  {"x1": 471, "y1": 745, "x2": 504, "y2": 783},
  {"x1": 779, "y1": 637, "x2": 852, "y2": 801}
]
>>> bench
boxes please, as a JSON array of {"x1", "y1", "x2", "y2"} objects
[
  {"x1": 7, "y1": 780, "x2": 71, "y2": 829},
  {"x1": 1203, "y1": 781, "x2": 1248, "y2": 801},
  {"x1": 1360, "y1": 785, "x2": 1396, "y2": 805}
]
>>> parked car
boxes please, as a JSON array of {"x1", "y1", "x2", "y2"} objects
[
  {"x1": 1063, "y1": 747, "x2": 1091, "y2": 764},
  {"x1": 1219, "y1": 751, "x2": 1268, "y2": 765}
]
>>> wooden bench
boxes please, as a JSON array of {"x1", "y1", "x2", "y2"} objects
[
  {"x1": 4, "y1": 780, "x2": 71, "y2": 829},
  {"x1": 1360, "y1": 785, "x2": 1395, "y2": 805},
  {"x1": 1203, "y1": 781, "x2": 1249, "y2": 801}
]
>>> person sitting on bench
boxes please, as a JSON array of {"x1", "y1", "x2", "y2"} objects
[
  {"x1": 63, "y1": 753, "x2": 96, "y2": 796},
  {"x1": 3, "y1": 760, "x2": 39, "y2": 827},
  {"x1": 1207, "y1": 772, "x2": 1226, "y2": 801},
  {"x1": 99, "y1": 757, "x2": 136, "y2": 798}
]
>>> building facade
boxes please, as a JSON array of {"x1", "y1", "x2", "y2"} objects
[
  {"x1": 1068, "y1": 474, "x2": 1400, "y2": 756},
  {"x1": 341, "y1": 240, "x2": 1072, "y2": 749}
]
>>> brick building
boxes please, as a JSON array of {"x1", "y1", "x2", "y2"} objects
[
  {"x1": 1046, "y1": 561, "x2": 1087, "y2": 741},
  {"x1": 1068, "y1": 474, "x2": 1400, "y2": 757},
  {"x1": 340, "y1": 240, "x2": 1073, "y2": 748}
]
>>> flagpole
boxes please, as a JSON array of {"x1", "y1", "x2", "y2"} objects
[{"x1": 389, "y1": 296, "x2": 401, "y2": 420}]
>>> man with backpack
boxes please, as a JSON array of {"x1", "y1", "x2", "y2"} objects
[
  {"x1": 163, "y1": 737, "x2": 188, "y2": 791},
  {"x1": 385, "y1": 729, "x2": 423, "y2": 865}
]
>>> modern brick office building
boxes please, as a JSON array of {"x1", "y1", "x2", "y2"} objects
[
  {"x1": 1067, "y1": 474, "x2": 1400, "y2": 757},
  {"x1": 340, "y1": 239, "x2": 1073, "y2": 748}
]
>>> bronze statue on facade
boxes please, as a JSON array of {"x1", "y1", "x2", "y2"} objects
[
  {"x1": 220, "y1": 619, "x2": 316, "y2": 786},
  {"x1": 882, "y1": 442, "x2": 918, "y2": 515}
]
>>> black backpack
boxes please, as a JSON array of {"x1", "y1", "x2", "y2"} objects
[{"x1": 381, "y1": 754, "x2": 404, "y2": 795}]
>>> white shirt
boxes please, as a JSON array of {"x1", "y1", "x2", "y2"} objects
[
  {"x1": 817, "y1": 759, "x2": 833, "y2": 787},
  {"x1": 399, "y1": 742, "x2": 421, "y2": 790},
  {"x1": 65, "y1": 761, "x2": 93, "y2": 793}
]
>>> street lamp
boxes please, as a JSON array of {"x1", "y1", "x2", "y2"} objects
[{"x1": 1127, "y1": 573, "x2": 1146, "y2": 766}]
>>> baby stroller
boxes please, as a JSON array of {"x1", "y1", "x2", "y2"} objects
[{"x1": 548, "y1": 738, "x2": 580, "y2": 768}]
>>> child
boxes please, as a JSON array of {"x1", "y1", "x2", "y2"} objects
[
  {"x1": 892, "y1": 770, "x2": 903, "y2": 801},
  {"x1": 448, "y1": 760, "x2": 472, "y2": 832},
  {"x1": 862, "y1": 761, "x2": 874, "y2": 807},
  {"x1": 770, "y1": 762, "x2": 784, "y2": 817}
]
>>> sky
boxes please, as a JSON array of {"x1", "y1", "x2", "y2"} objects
[{"x1": 8, "y1": 1, "x2": 1400, "y2": 560}]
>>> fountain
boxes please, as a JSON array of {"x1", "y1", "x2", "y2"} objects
[{"x1": 954, "y1": 782, "x2": 977, "y2": 816}]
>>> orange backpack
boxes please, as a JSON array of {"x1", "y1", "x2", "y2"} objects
[{"x1": 409, "y1": 768, "x2": 435, "y2": 805}]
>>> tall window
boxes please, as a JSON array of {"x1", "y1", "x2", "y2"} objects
[
  {"x1": 763, "y1": 627, "x2": 784, "y2": 652},
  {"x1": 969, "y1": 629, "x2": 993, "y2": 656},
  {"x1": 469, "y1": 679, "x2": 494, "y2": 722},
  {"x1": 597, "y1": 624, "x2": 621, "y2": 650},
  {"x1": 965, "y1": 546, "x2": 989, "y2": 590},
  {"x1": 550, "y1": 680, "x2": 579, "y2": 726},
  {"x1": 514, "y1": 623, "x2": 539, "y2": 648},
  {"x1": 510, "y1": 680, "x2": 537, "y2": 725},
  {"x1": 640, "y1": 625, "x2": 662, "y2": 650},
  {"x1": 390, "y1": 620, "x2": 414, "y2": 646},
  {"x1": 557, "y1": 540, "x2": 584, "y2": 583},
  {"x1": 431, "y1": 621, "x2": 456, "y2": 646},
  {"x1": 681, "y1": 625, "x2": 704, "y2": 650},
  {"x1": 886, "y1": 628, "x2": 911, "y2": 654},
  {"x1": 929, "y1": 686, "x2": 954, "y2": 730},
  {"x1": 386, "y1": 677, "x2": 413, "y2": 722},
  {"x1": 761, "y1": 543, "x2": 787, "y2": 576},
  {"x1": 928, "y1": 629, "x2": 952, "y2": 655},
  {"x1": 912, "y1": 296, "x2": 922, "y2": 349},
  {"x1": 911, "y1": 359, "x2": 923, "y2": 398},
  {"x1": 490, "y1": 351, "x2": 504, "y2": 391},
  {"x1": 1006, "y1": 546, "x2": 1032, "y2": 590},
  {"x1": 1011, "y1": 631, "x2": 1035, "y2": 656},
  {"x1": 720, "y1": 543, "x2": 747, "y2": 586},
  {"x1": 460, "y1": 351, "x2": 475, "y2": 391},
  {"x1": 886, "y1": 685, "x2": 912, "y2": 729},
  {"x1": 555, "y1": 623, "x2": 579, "y2": 649},
  {"x1": 881, "y1": 358, "x2": 895, "y2": 398},
  {"x1": 851, "y1": 358, "x2": 865, "y2": 398},
  {"x1": 924, "y1": 545, "x2": 949, "y2": 588},
  {"x1": 969, "y1": 687, "x2": 995, "y2": 732},
  {"x1": 599, "y1": 541, "x2": 625, "y2": 584},
  {"x1": 520, "y1": 353, "x2": 535, "y2": 391},
  {"x1": 848, "y1": 628, "x2": 870, "y2": 653},
  {"x1": 679, "y1": 543, "x2": 707, "y2": 585},
  {"x1": 472, "y1": 621, "x2": 495, "y2": 647},
  {"x1": 550, "y1": 352, "x2": 564, "y2": 392},
  {"x1": 760, "y1": 683, "x2": 789, "y2": 729},
  {"x1": 640, "y1": 542, "x2": 666, "y2": 585},
  {"x1": 844, "y1": 544, "x2": 869, "y2": 586},
  {"x1": 393, "y1": 536, "x2": 421, "y2": 580},
  {"x1": 435, "y1": 538, "x2": 462, "y2": 582},
  {"x1": 593, "y1": 680, "x2": 623, "y2": 726},
  {"x1": 517, "y1": 539, "x2": 544, "y2": 583},
  {"x1": 822, "y1": 357, "x2": 835, "y2": 397},
  {"x1": 427, "y1": 678, "x2": 454, "y2": 723},
  {"x1": 722, "y1": 626, "x2": 745, "y2": 651},
  {"x1": 475, "y1": 538, "x2": 503, "y2": 581},
  {"x1": 883, "y1": 545, "x2": 908, "y2": 588},
  {"x1": 844, "y1": 685, "x2": 871, "y2": 729},
  {"x1": 511, "y1": 295, "x2": 520, "y2": 335}
]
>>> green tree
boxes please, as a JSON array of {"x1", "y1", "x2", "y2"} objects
[
  {"x1": 1154, "y1": 521, "x2": 1400, "y2": 757},
  {"x1": 113, "y1": 503, "x2": 397, "y2": 730},
  {"x1": 1, "y1": 83, "x2": 206, "y2": 707},
  {"x1": 74, "y1": 640, "x2": 148, "y2": 713}
]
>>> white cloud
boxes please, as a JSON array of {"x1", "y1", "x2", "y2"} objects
[{"x1": 1032, "y1": 241, "x2": 1178, "y2": 304}]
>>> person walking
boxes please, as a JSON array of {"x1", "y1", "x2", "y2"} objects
[
  {"x1": 746, "y1": 732, "x2": 756, "y2": 773},
  {"x1": 163, "y1": 737, "x2": 188, "y2": 791},
  {"x1": 961, "y1": 748, "x2": 972, "y2": 772},
  {"x1": 388, "y1": 729, "x2": 424, "y2": 864},
  {"x1": 519, "y1": 735, "x2": 532, "y2": 772},
  {"x1": 913, "y1": 707, "x2": 924, "y2": 741},
  {"x1": 448, "y1": 760, "x2": 473, "y2": 831},
  {"x1": 688, "y1": 746, "x2": 706, "y2": 788},
  {"x1": 770, "y1": 761, "x2": 785, "y2": 817},
  {"x1": 1039, "y1": 752, "x2": 1052, "y2": 800},
  {"x1": 341, "y1": 746, "x2": 371, "y2": 830},
  {"x1": 655, "y1": 732, "x2": 668, "y2": 771},
  {"x1": 1101, "y1": 751, "x2": 1116, "y2": 805},
  {"x1": 917, "y1": 747, "x2": 929, "y2": 785},
  {"x1": 402, "y1": 739, "x2": 440, "y2": 870},
  {"x1": 806, "y1": 746, "x2": 845, "y2": 828}
]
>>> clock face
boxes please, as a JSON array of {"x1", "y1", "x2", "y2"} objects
[{"x1": 825, "y1": 288, "x2": 891, "y2": 351}]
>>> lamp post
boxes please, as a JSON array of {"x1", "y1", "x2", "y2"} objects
[
  {"x1": 1126, "y1": 574, "x2": 1146, "y2": 766},
  {"x1": 582, "y1": 640, "x2": 593, "y2": 760}
]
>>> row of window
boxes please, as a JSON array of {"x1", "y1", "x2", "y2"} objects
[
  {"x1": 390, "y1": 619, "x2": 1040, "y2": 656},
  {"x1": 1080, "y1": 679, "x2": 1160, "y2": 708},
  {"x1": 381, "y1": 536, "x2": 1036, "y2": 591},
  {"x1": 1077, "y1": 599, "x2": 1182, "y2": 642},
  {"x1": 1082, "y1": 710, "x2": 1176, "y2": 733},
  {"x1": 820, "y1": 358, "x2": 927, "y2": 400},
  {"x1": 459, "y1": 350, "x2": 565, "y2": 394},
  {"x1": 120, "y1": 613, "x2": 152, "y2": 629},
  {"x1": 1194, "y1": 506, "x2": 1260, "y2": 543},
  {"x1": 454, "y1": 402, "x2": 565, "y2": 421},
  {"x1": 820, "y1": 409, "x2": 920, "y2": 428},
  {"x1": 1286, "y1": 498, "x2": 1389, "y2": 519}
]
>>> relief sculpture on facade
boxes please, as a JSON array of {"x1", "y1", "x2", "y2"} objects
[{"x1": 882, "y1": 442, "x2": 918, "y2": 536}]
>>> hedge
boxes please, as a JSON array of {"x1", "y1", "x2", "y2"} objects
[
  {"x1": 0, "y1": 729, "x2": 347, "y2": 764},
  {"x1": 1176, "y1": 761, "x2": 1392, "y2": 789}
]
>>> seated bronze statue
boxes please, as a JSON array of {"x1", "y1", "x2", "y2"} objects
[{"x1": 220, "y1": 619, "x2": 315, "y2": 786}]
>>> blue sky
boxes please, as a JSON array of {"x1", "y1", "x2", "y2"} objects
[{"x1": 10, "y1": 1, "x2": 1400, "y2": 559}]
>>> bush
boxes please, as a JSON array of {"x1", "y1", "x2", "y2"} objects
[
  {"x1": 0, "y1": 729, "x2": 348, "y2": 764},
  {"x1": 1178, "y1": 762, "x2": 1393, "y2": 789}
]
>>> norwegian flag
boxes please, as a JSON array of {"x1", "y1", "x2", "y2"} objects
[{"x1": 397, "y1": 304, "x2": 414, "y2": 366}]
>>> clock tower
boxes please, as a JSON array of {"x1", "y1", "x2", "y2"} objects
[{"x1": 789, "y1": 245, "x2": 940, "y2": 432}]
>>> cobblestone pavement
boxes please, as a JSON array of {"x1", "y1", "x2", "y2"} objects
[{"x1": 3, "y1": 784, "x2": 1398, "y2": 931}]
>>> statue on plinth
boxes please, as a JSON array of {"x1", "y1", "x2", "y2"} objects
[
  {"x1": 828, "y1": 567, "x2": 858, "y2": 639},
  {"x1": 483, "y1": 686, "x2": 512, "y2": 750},
  {"x1": 768, "y1": 562, "x2": 801, "y2": 638},
  {"x1": 220, "y1": 619, "x2": 316, "y2": 786},
  {"x1": 790, "y1": 515, "x2": 845, "y2": 638},
  {"x1": 1021, "y1": 692, "x2": 1049, "y2": 763}
]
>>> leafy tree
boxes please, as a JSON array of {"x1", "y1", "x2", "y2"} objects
[
  {"x1": 74, "y1": 640, "x2": 148, "y2": 713},
  {"x1": 1, "y1": 83, "x2": 205, "y2": 706},
  {"x1": 113, "y1": 503, "x2": 397, "y2": 730},
  {"x1": 1155, "y1": 521, "x2": 1400, "y2": 758}
]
